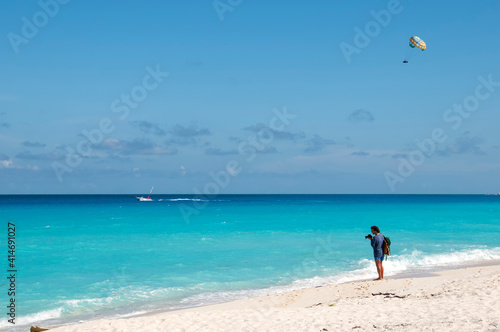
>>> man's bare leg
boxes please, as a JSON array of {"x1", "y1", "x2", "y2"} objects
[{"x1": 374, "y1": 260, "x2": 384, "y2": 280}]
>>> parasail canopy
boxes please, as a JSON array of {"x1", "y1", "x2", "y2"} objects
[{"x1": 409, "y1": 36, "x2": 426, "y2": 51}]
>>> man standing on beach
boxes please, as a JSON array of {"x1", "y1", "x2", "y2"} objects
[{"x1": 368, "y1": 226, "x2": 384, "y2": 280}]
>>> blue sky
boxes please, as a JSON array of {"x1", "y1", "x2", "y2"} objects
[{"x1": 1, "y1": 0, "x2": 500, "y2": 194}]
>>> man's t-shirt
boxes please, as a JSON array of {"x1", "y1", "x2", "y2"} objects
[{"x1": 371, "y1": 233, "x2": 384, "y2": 258}]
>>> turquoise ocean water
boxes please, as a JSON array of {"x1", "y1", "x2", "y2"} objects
[{"x1": 1, "y1": 194, "x2": 500, "y2": 330}]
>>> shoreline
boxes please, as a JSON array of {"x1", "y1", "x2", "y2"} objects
[
  {"x1": 37, "y1": 260, "x2": 500, "y2": 332},
  {"x1": 131, "y1": 258, "x2": 500, "y2": 316}
]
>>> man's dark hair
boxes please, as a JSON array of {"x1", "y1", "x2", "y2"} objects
[{"x1": 371, "y1": 226, "x2": 380, "y2": 233}]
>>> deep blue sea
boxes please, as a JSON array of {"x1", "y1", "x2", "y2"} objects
[{"x1": 1, "y1": 194, "x2": 499, "y2": 330}]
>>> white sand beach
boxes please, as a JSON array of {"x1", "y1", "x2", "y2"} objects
[{"x1": 49, "y1": 262, "x2": 500, "y2": 332}]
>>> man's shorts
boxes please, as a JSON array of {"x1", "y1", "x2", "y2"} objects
[{"x1": 374, "y1": 256, "x2": 384, "y2": 261}]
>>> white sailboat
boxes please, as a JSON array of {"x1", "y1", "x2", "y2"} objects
[{"x1": 136, "y1": 186, "x2": 154, "y2": 201}]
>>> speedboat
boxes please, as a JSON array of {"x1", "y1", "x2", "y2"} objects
[{"x1": 136, "y1": 186, "x2": 154, "y2": 201}]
